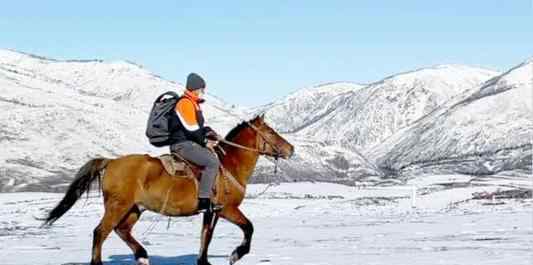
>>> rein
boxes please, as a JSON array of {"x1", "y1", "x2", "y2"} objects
[
  {"x1": 219, "y1": 138, "x2": 272, "y2": 156},
  {"x1": 217, "y1": 125, "x2": 281, "y2": 182},
  {"x1": 219, "y1": 122, "x2": 282, "y2": 169},
  {"x1": 203, "y1": 91, "x2": 285, "y2": 185},
  {"x1": 217, "y1": 121, "x2": 283, "y2": 159}
]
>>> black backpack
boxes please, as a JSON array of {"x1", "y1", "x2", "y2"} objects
[{"x1": 146, "y1": 91, "x2": 181, "y2": 147}]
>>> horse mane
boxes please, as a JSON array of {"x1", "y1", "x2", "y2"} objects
[
  {"x1": 224, "y1": 121, "x2": 251, "y2": 141},
  {"x1": 214, "y1": 121, "x2": 250, "y2": 159}
]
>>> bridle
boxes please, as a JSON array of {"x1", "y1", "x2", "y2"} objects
[
  {"x1": 218, "y1": 121, "x2": 284, "y2": 175},
  {"x1": 219, "y1": 121, "x2": 284, "y2": 159}
]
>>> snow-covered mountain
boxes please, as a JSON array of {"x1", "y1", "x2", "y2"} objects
[
  {"x1": 251, "y1": 135, "x2": 384, "y2": 186},
  {"x1": 1, "y1": 49, "x2": 530, "y2": 192},
  {"x1": 372, "y1": 58, "x2": 533, "y2": 177},
  {"x1": 253, "y1": 64, "x2": 511, "y2": 185},
  {"x1": 297, "y1": 65, "x2": 500, "y2": 149},
  {"x1": 253, "y1": 82, "x2": 364, "y2": 133},
  {"x1": 0, "y1": 49, "x2": 243, "y2": 192}
]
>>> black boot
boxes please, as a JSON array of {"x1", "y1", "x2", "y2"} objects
[{"x1": 197, "y1": 198, "x2": 223, "y2": 213}]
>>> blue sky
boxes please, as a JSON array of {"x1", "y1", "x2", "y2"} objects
[{"x1": 1, "y1": 1, "x2": 532, "y2": 107}]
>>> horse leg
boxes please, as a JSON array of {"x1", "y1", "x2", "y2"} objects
[
  {"x1": 91, "y1": 199, "x2": 132, "y2": 265},
  {"x1": 114, "y1": 205, "x2": 149, "y2": 265},
  {"x1": 197, "y1": 211, "x2": 220, "y2": 265},
  {"x1": 220, "y1": 207, "x2": 254, "y2": 265}
]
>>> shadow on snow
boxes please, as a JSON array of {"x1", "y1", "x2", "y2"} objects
[{"x1": 62, "y1": 253, "x2": 229, "y2": 265}]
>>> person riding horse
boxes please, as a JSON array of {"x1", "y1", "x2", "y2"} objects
[
  {"x1": 168, "y1": 73, "x2": 223, "y2": 213},
  {"x1": 43, "y1": 111, "x2": 294, "y2": 265}
]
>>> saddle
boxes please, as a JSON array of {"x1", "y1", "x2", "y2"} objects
[
  {"x1": 157, "y1": 153, "x2": 198, "y2": 179},
  {"x1": 155, "y1": 152, "x2": 242, "y2": 196}
]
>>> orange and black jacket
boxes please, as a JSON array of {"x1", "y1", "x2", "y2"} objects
[{"x1": 169, "y1": 90, "x2": 210, "y2": 146}]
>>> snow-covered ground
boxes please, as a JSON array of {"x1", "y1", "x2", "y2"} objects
[{"x1": 1, "y1": 181, "x2": 531, "y2": 265}]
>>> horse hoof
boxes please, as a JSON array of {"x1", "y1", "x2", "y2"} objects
[{"x1": 136, "y1": 257, "x2": 150, "y2": 265}]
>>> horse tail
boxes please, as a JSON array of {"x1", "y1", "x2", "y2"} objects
[{"x1": 43, "y1": 158, "x2": 110, "y2": 226}]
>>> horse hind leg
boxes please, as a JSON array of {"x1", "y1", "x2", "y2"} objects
[
  {"x1": 114, "y1": 205, "x2": 150, "y2": 265},
  {"x1": 90, "y1": 199, "x2": 133, "y2": 265}
]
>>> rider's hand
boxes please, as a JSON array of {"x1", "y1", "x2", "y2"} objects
[
  {"x1": 206, "y1": 129, "x2": 222, "y2": 141},
  {"x1": 206, "y1": 139, "x2": 219, "y2": 149}
]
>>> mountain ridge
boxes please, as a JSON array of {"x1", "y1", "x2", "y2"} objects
[{"x1": 0, "y1": 49, "x2": 530, "y2": 192}]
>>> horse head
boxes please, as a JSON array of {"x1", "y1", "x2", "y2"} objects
[{"x1": 248, "y1": 114, "x2": 294, "y2": 159}]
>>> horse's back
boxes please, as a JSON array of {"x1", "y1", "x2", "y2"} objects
[
  {"x1": 102, "y1": 154, "x2": 160, "y2": 195},
  {"x1": 107, "y1": 153, "x2": 158, "y2": 173},
  {"x1": 104, "y1": 153, "x2": 198, "y2": 209}
]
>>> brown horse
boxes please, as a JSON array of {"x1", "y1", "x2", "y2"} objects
[{"x1": 43, "y1": 114, "x2": 294, "y2": 265}]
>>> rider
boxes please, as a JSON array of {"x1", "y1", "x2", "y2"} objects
[{"x1": 169, "y1": 73, "x2": 223, "y2": 213}]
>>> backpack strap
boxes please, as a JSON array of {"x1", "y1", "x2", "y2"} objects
[{"x1": 155, "y1": 91, "x2": 180, "y2": 103}]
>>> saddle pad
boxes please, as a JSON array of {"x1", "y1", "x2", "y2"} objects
[{"x1": 157, "y1": 154, "x2": 194, "y2": 178}]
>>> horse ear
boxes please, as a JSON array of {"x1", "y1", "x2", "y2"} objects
[{"x1": 253, "y1": 113, "x2": 265, "y2": 123}]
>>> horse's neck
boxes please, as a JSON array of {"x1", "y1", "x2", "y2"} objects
[{"x1": 222, "y1": 129, "x2": 259, "y2": 188}]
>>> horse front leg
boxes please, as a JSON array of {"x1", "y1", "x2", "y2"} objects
[
  {"x1": 197, "y1": 211, "x2": 220, "y2": 265},
  {"x1": 220, "y1": 207, "x2": 254, "y2": 265}
]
